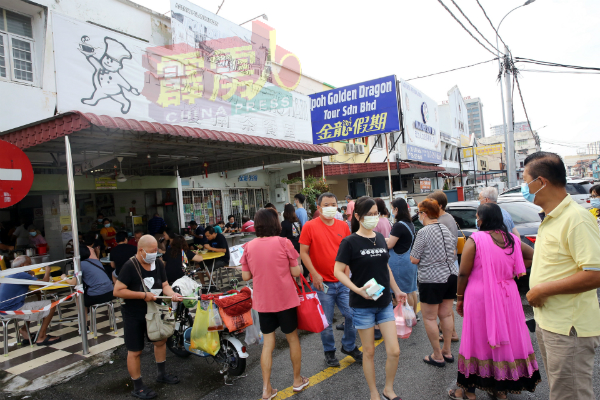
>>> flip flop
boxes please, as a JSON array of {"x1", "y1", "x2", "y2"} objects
[
  {"x1": 382, "y1": 392, "x2": 403, "y2": 400},
  {"x1": 262, "y1": 388, "x2": 278, "y2": 400},
  {"x1": 36, "y1": 335, "x2": 61, "y2": 346},
  {"x1": 156, "y1": 373, "x2": 179, "y2": 384},
  {"x1": 293, "y1": 377, "x2": 310, "y2": 392},
  {"x1": 439, "y1": 335, "x2": 460, "y2": 342},
  {"x1": 443, "y1": 354, "x2": 455, "y2": 363},
  {"x1": 448, "y1": 388, "x2": 470, "y2": 399},
  {"x1": 131, "y1": 386, "x2": 157, "y2": 399},
  {"x1": 423, "y1": 355, "x2": 446, "y2": 368}
]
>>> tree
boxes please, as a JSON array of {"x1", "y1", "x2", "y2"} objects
[{"x1": 281, "y1": 176, "x2": 330, "y2": 216}]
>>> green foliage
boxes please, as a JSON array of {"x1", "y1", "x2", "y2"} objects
[{"x1": 281, "y1": 176, "x2": 330, "y2": 215}]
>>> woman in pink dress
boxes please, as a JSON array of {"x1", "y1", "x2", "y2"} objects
[
  {"x1": 448, "y1": 203, "x2": 540, "y2": 400},
  {"x1": 373, "y1": 198, "x2": 392, "y2": 238}
]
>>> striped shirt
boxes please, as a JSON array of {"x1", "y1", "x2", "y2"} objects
[{"x1": 410, "y1": 223, "x2": 457, "y2": 283}]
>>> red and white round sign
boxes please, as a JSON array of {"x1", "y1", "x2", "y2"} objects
[{"x1": 0, "y1": 140, "x2": 34, "y2": 208}]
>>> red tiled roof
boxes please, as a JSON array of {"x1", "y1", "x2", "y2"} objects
[
  {"x1": 287, "y1": 162, "x2": 444, "y2": 179},
  {"x1": 1, "y1": 111, "x2": 337, "y2": 155}
]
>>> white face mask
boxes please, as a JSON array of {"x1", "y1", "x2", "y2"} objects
[
  {"x1": 321, "y1": 206, "x2": 337, "y2": 219},
  {"x1": 142, "y1": 249, "x2": 158, "y2": 266},
  {"x1": 361, "y1": 215, "x2": 379, "y2": 230}
]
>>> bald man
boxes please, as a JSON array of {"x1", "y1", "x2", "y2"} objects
[{"x1": 114, "y1": 235, "x2": 183, "y2": 398}]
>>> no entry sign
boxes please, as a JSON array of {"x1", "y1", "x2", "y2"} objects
[{"x1": 0, "y1": 140, "x2": 34, "y2": 208}]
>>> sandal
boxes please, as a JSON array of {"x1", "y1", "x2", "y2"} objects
[
  {"x1": 382, "y1": 392, "x2": 402, "y2": 400},
  {"x1": 262, "y1": 388, "x2": 278, "y2": 399},
  {"x1": 36, "y1": 335, "x2": 61, "y2": 346},
  {"x1": 293, "y1": 376, "x2": 310, "y2": 392},
  {"x1": 156, "y1": 373, "x2": 179, "y2": 384},
  {"x1": 448, "y1": 388, "x2": 470, "y2": 399},
  {"x1": 131, "y1": 386, "x2": 157, "y2": 399},
  {"x1": 439, "y1": 335, "x2": 460, "y2": 342},
  {"x1": 443, "y1": 354, "x2": 455, "y2": 363},
  {"x1": 423, "y1": 355, "x2": 445, "y2": 368}
]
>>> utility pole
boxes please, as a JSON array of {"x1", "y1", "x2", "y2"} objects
[{"x1": 504, "y1": 46, "x2": 517, "y2": 188}]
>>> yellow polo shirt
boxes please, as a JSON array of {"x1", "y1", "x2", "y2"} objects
[{"x1": 530, "y1": 195, "x2": 600, "y2": 337}]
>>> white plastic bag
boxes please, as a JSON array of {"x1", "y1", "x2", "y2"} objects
[
  {"x1": 172, "y1": 276, "x2": 200, "y2": 296},
  {"x1": 402, "y1": 303, "x2": 417, "y2": 328},
  {"x1": 244, "y1": 309, "x2": 263, "y2": 346}
]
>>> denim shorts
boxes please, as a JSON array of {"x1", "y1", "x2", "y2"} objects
[{"x1": 351, "y1": 302, "x2": 395, "y2": 330}]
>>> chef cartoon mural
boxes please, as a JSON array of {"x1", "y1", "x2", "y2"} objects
[{"x1": 79, "y1": 36, "x2": 140, "y2": 114}]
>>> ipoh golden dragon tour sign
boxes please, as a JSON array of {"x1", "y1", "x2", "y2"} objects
[{"x1": 51, "y1": 5, "x2": 312, "y2": 144}]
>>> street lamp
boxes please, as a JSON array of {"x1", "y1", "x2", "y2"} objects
[
  {"x1": 495, "y1": 0, "x2": 536, "y2": 188},
  {"x1": 239, "y1": 14, "x2": 268, "y2": 26}
]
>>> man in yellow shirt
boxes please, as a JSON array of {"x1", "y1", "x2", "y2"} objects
[{"x1": 524, "y1": 152, "x2": 600, "y2": 400}]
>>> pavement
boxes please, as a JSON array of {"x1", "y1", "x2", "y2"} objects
[{"x1": 3, "y1": 293, "x2": 600, "y2": 400}]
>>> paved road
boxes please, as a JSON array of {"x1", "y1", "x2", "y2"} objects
[{"x1": 4, "y1": 295, "x2": 600, "y2": 400}]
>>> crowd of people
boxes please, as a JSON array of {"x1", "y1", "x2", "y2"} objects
[{"x1": 1, "y1": 151, "x2": 600, "y2": 400}]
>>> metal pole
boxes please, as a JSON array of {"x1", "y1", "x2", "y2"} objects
[
  {"x1": 504, "y1": 46, "x2": 517, "y2": 188},
  {"x1": 473, "y1": 146, "x2": 477, "y2": 187},
  {"x1": 320, "y1": 157, "x2": 325, "y2": 181},
  {"x1": 458, "y1": 147, "x2": 464, "y2": 187},
  {"x1": 300, "y1": 157, "x2": 305, "y2": 189},
  {"x1": 496, "y1": 35, "x2": 510, "y2": 180},
  {"x1": 385, "y1": 133, "x2": 393, "y2": 205},
  {"x1": 64, "y1": 136, "x2": 89, "y2": 355}
]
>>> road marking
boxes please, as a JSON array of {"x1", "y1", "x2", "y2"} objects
[{"x1": 259, "y1": 303, "x2": 421, "y2": 400}]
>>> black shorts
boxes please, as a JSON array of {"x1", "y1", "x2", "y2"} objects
[
  {"x1": 123, "y1": 312, "x2": 156, "y2": 351},
  {"x1": 419, "y1": 274, "x2": 458, "y2": 305},
  {"x1": 84, "y1": 291, "x2": 114, "y2": 308},
  {"x1": 258, "y1": 307, "x2": 298, "y2": 335}
]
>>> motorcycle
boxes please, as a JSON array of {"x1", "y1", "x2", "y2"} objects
[{"x1": 167, "y1": 287, "x2": 249, "y2": 385}]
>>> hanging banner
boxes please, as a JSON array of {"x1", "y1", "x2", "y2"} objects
[
  {"x1": 52, "y1": 13, "x2": 312, "y2": 144},
  {"x1": 95, "y1": 177, "x2": 117, "y2": 190},
  {"x1": 308, "y1": 75, "x2": 400, "y2": 144},
  {"x1": 398, "y1": 80, "x2": 442, "y2": 164},
  {"x1": 462, "y1": 144, "x2": 503, "y2": 159},
  {"x1": 419, "y1": 178, "x2": 432, "y2": 192}
]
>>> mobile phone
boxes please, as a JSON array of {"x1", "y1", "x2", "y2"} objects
[{"x1": 322, "y1": 283, "x2": 329, "y2": 294}]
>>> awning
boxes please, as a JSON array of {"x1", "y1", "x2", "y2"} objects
[
  {"x1": 287, "y1": 162, "x2": 444, "y2": 180},
  {"x1": 0, "y1": 112, "x2": 336, "y2": 176}
]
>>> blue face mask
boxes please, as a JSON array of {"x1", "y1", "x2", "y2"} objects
[
  {"x1": 104, "y1": 223, "x2": 110, "y2": 228},
  {"x1": 98, "y1": 219, "x2": 103, "y2": 223},
  {"x1": 29, "y1": 231, "x2": 36, "y2": 237},
  {"x1": 476, "y1": 217, "x2": 480, "y2": 231},
  {"x1": 591, "y1": 198, "x2": 600, "y2": 209},
  {"x1": 521, "y1": 177, "x2": 545, "y2": 203}
]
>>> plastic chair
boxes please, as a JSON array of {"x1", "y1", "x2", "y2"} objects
[
  {"x1": 1, "y1": 316, "x2": 33, "y2": 357},
  {"x1": 90, "y1": 301, "x2": 117, "y2": 339}
]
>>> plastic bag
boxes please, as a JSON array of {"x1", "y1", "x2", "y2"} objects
[
  {"x1": 244, "y1": 309, "x2": 264, "y2": 346},
  {"x1": 394, "y1": 304, "x2": 412, "y2": 339},
  {"x1": 402, "y1": 303, "x2": 417, "y2": 327},
  {"x1": 201, "y1": 300, "x2": 224, "y2": 331},
  {"x1": 190, "y1": 300, "x2": 220, "y2": 355}
]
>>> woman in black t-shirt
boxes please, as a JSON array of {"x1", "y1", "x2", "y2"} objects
[
  {"x1": 114, "y1": 235, "x2": 183, "y2": 399},
  {"x1": 162, "y1": 235, "x2": 204, "y2": 285},
  {"x1": 334, "y1": 197, "x2": 407, "y2": 400},
  {"x1": 387, "y1": 198, "x2": 417, "y2": 311},
  {"x1": 280, "y1": 204, "x2": 305, "y2": 277}
]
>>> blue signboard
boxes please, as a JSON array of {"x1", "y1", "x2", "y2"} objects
[
  {"x1": 309, "y1": 75, "x2": 400, "y2": 145},
  {"x1": 406, "y1": 145, "x2": 442, "y2": 164}
]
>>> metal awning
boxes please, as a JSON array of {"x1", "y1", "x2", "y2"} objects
[
  {"x1": 287, "y1": 162, "x2": 445, "y2": 180},
  {"x1": 0, "y1": 112, "x2": 336, "y2": 177}
]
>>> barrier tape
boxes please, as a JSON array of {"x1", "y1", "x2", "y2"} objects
[
  {"x1": 0, "y1": 257, "x2": 76, "y2": 278},
  {"x1": 0, "y1": 274, "x2": 79, "y2": 305},
  {"x1": 0, "y1": 289, "x2": 83, "y2": 315}
]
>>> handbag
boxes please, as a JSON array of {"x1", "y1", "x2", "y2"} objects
[
  {"x1": 211, "y1": 287, "x2": 254, "y2": 332},
  {"x1": 294, "y1": 274, "x2": 329, "y2": 333},
  {"x1": 131, "y1": 257, "x2": 175, "y2": 342},
  {"x1": 456, "y1": 223, "x2": 467, "y2": 255}
]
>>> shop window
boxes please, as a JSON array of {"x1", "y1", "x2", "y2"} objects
[
  {"x1": 374, "y1": 134, "x2": 383, "y2": 149},
  {"x1": 0, "y1": 8, "x2": 34, "y2": 83}
]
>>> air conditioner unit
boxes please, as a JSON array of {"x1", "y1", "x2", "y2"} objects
[
  {"x1": 356, "y1": 144, "x2": 364, "y2": 154},
  {"x1": 344, "y1": 143, "x2": 355, "y2": 153}
]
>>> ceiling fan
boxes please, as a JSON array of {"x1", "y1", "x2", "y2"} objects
[{"x1": 116, "y1": 157, "x2": 127, "y2": 182}]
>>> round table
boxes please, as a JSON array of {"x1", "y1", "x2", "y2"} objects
[
  {"x1": 33, "y1": 266, "x2": 62, "y2": 276},
  {"x1": 194, "y1": 252, "x2": 224, "y2": 292}
]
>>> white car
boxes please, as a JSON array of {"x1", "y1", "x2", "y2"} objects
[{"x1": 500, "y1": 181, "x2": 592, "y2": 208}]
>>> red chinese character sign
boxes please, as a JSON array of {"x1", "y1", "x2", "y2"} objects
[
  {"x1": 309, "y1": 76, "x2": 401, "y2": 144},
  {"x1": 0, "y1": 140, "x2": 34, "y2": 208}
]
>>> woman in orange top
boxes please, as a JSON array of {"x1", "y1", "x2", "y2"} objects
[{"x1": 99, "y1": 218, "x2": 117, "y2": 249}]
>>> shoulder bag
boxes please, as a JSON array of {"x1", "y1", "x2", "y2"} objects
[{"x1": 131, "y1": 256, "x2": 175, "y2": 341}]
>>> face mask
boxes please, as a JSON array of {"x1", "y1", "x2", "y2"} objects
[
  {"x1": 361, "y1": 215, "x2": 379, "y2": 230},
  {"x1": 418, "y1": 214, "x2": 424, "y2": 225},
  {"x1": 98, "y1": 219, "x2": 103, "y2": 223},
  {"x1": 477, "y1": 201, "x2": 481, "y2": 206},
  {"x1": 476, "y1": 218, "x2": 480, "y2": 231},
  {"x1": 591, "y1": 198, "x2": 600, "y2": 209},
  {"x1": 29, "y1": 231, "x2": 36, "y2": 237},
  {"x1": 521, "y1": 177, "x2": 545, "y2": 203},
  {"x1": 321, "y1": 206, "x2": 337, "y2": 219},
  {"x1": 104, "y1": 223, "x2": 110, "y2": 228},
  {"x1": 142, "y1": 249, "x2": 158, "y2": 265}
]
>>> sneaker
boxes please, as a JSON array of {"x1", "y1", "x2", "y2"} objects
[
  {"x1": 341, "y1": 346, "x2": 363, "y2": 362},
  {"x1": 336, "y1": 322, "x2": 345, "y2": 331},
  {"x1": 324, "y1": 351, "x2": 340, "y2": 367},
  {"x1": 374, "y1": 328, "x2": 382, "y2": 341}
]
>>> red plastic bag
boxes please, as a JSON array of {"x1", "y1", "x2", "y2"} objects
[
  {"x1": 394, "y1": 304, "x2": 412, "y2": 339},
  {"x1": 294, "y1": 275, "x2": 329, "y2": 333}
]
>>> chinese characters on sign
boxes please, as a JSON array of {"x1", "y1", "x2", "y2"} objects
[
  {"x1": 309, "y1": 76, "x2": 400, "y2": 144},
  {"x1": 419, "y1": 178, "x2": 431, "y2": 192},
  {"x1": 461, "y1": 144, "x2": 503, "y2": 159},
  {"x1": 238, "y1": 174, "x2": 258, "y2": 182},
  {"x1": 95, "y1": 177, "x2": 117, "y2": 190}
]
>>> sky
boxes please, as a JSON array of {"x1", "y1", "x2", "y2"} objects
[{"x1": 136, "y1": 0, "x2": 600, "y2": 157}]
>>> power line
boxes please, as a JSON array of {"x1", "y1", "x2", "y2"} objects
[
  {"x1": 476, "y1": 0, "x2": 507, "y2": 49},
  {"x1": 436, "y1": 0, "x2": 499, "y2": 56},
  {"x1": 406, "y1": 58, "x2": 498, "y2": 81},
  {"x1": 520, "y1": 69, "x2": 600, "y2": 75},
  {"x1": 450, "y1": 0, "x2": 502, "y2": 53},
  {"x1": 515, "y1": 57, "x2": 600, "y2": 71},
  {"x1": 513, "y1": 73, "x2": 538, "y2": 147}
]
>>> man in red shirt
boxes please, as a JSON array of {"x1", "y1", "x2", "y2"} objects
[
  {"x1": 299, "y1": 192, "x2": 362, "y2": 367},
  {"x1": 345, "y1": 195, "x2": 355, "y2": 218}
]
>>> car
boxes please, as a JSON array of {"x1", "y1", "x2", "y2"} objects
[
  {"x1": 500, "y1": 181, "x2": 592, "y2": 208},
  {"x1": 412, "y1": 198, "x2": 542, "y2": 289}
]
